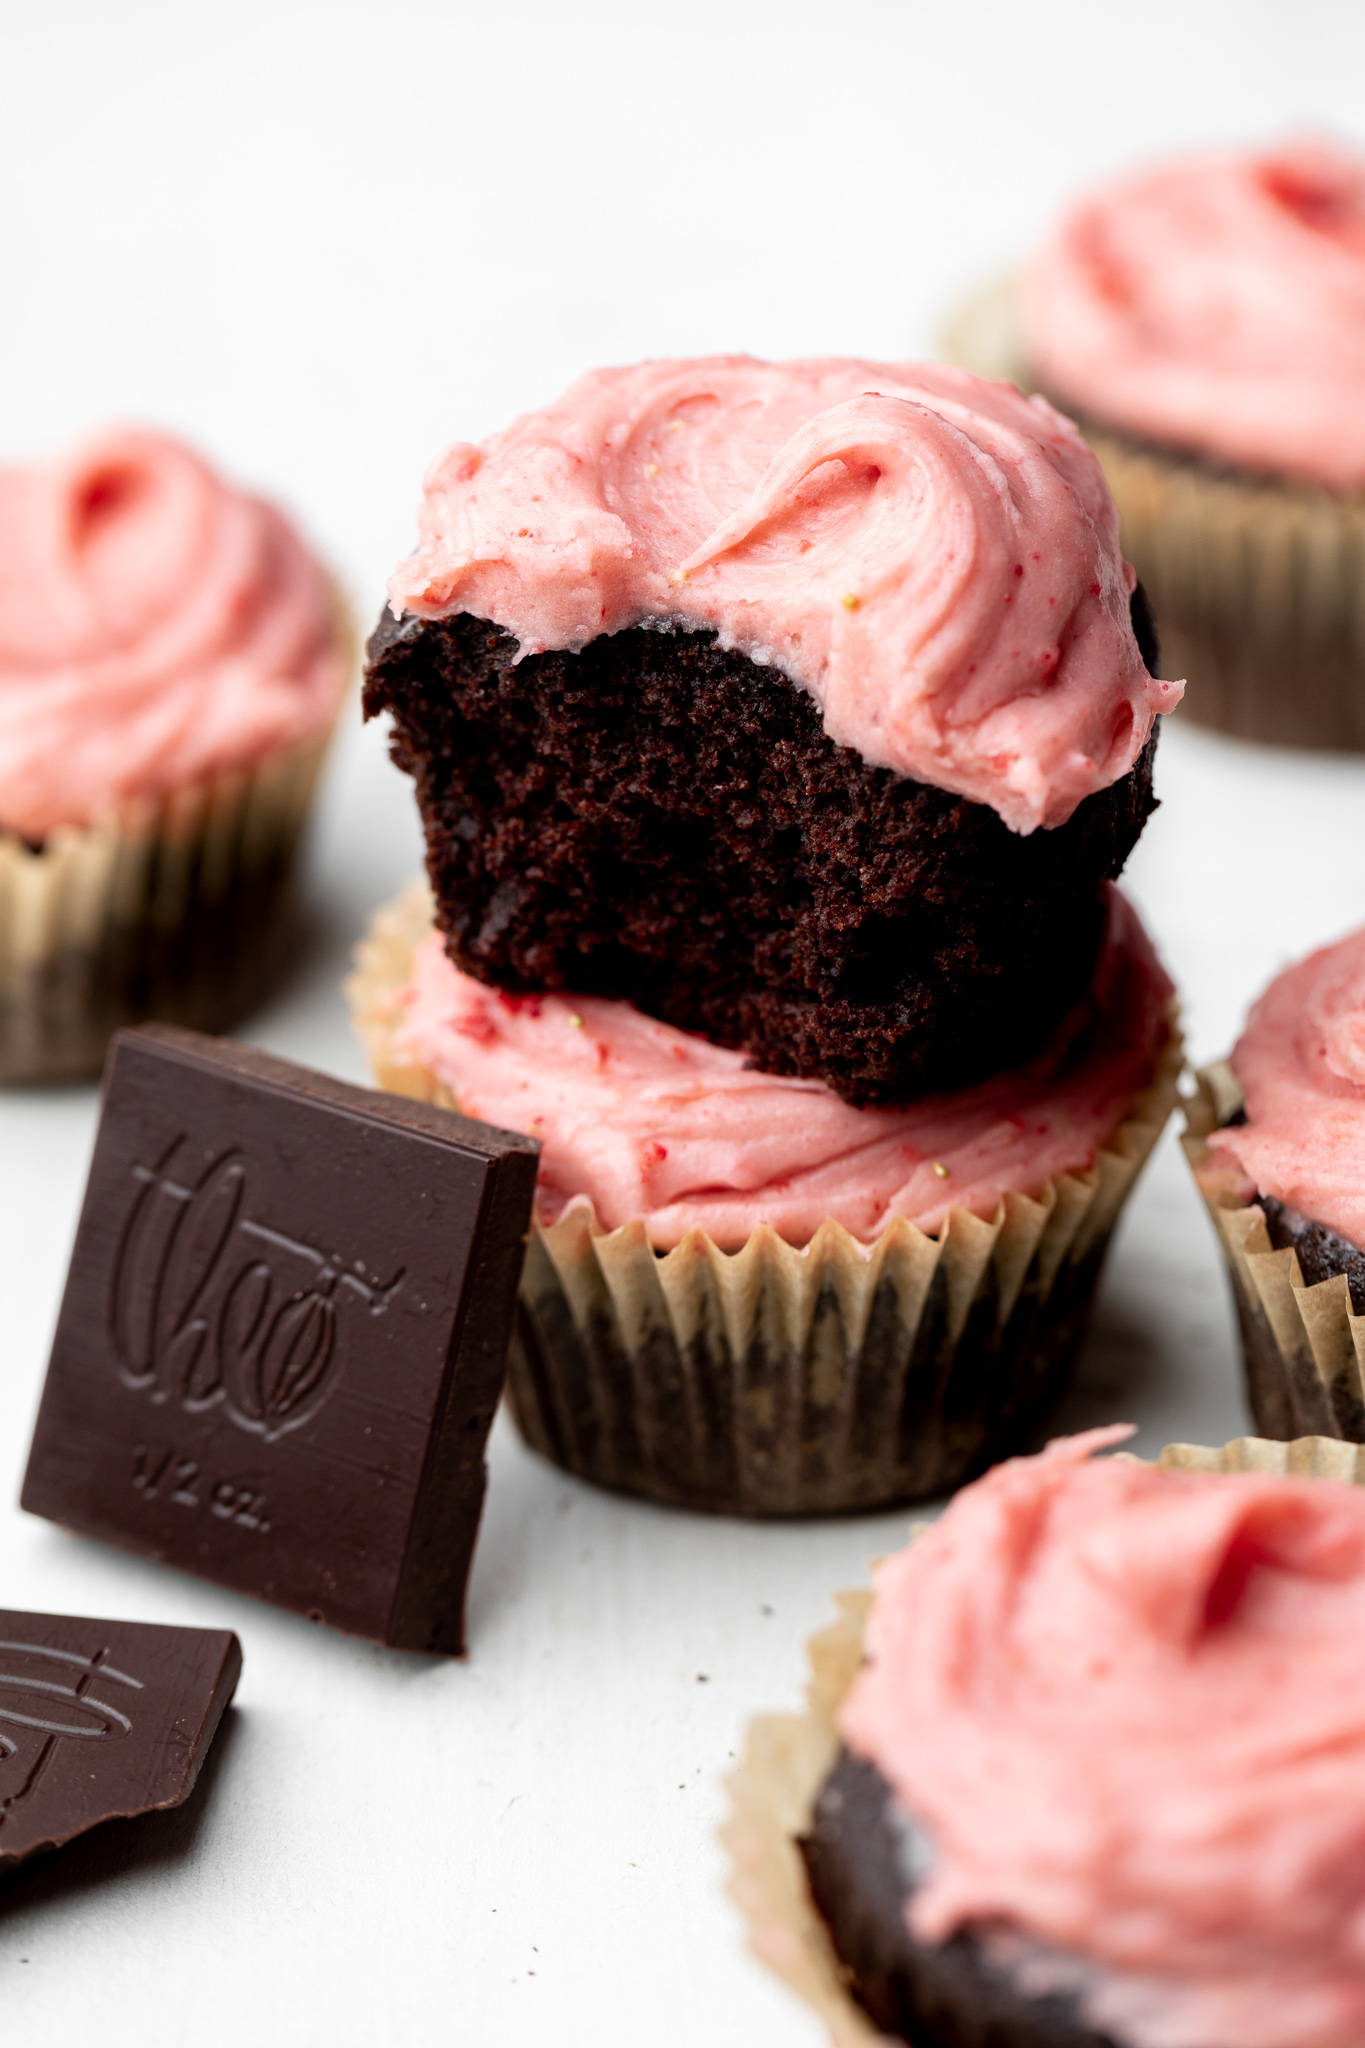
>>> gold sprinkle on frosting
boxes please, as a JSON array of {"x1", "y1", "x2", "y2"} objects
[
  {"x1": 932, "y1": 1161, "x2": 950, "y2": 1179},
  {"x1": 841, "y1": 592, "x2": 862, "y2": 611}
]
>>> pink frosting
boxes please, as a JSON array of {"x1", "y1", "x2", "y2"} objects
[
  {"x1": 1204, "y1": 924, "x2": 1365, "y2": 1244},
  {"x1": 1022, "y1": 138, "x2": 1365, "y2": 489},
  {"x1": 391, "y1": 887, "x2": 1171, "y2": 1251},
  {"x1": 840, "y1": 1427, "x2": 1365, "y2": 2048},
  {"x1": 388, "y1": 357, "x2": 1179, "y2": 834},
  {"x1": 0, "y1": 427, "x2": 346, "y2": 839}
]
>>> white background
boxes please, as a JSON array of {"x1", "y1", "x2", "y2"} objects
[{"x1": 4, "y1": 2, "x2": 1365, "y2": 2041}]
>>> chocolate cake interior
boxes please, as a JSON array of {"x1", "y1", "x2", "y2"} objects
[{"x1": 366, "y1": 591, "x2": 1161, "y2": 1107}]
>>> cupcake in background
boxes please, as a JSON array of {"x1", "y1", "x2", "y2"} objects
[
  {"x1": 0, "y1": 426, "x2": 350, "y2": 1081},
  {"x1": 352, "y1": 882, "x2": 1179, "y2": 1515},
  {"x1": 354, "y1": 355, "x2": 1181, "y2": 1517},
  {"x1": 1188, "y1": 923, "x2": 1365, "y2": 1445},
  {"x1": 949, "y1": 137, "x2": 1365, "y2": 749},
  {"x1": 726, "y1": 1426, "x2": 1365, "y2": 2047}
]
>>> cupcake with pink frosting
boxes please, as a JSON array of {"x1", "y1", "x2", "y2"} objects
[
  {"x1": 0, "y1": 426, "x2": 350, "y2": 1080},
  {"x1": 727, "y1": 1425, "x2": 1365, "y2": 2047},
  {"x1": 1188, "y1": 924, "x2": 1365, "y2": 1445},
  {"x1": 949, "y1": 137, "x2": 1365, "y2": 748},
  {"x1": 352, "y1": 880, "x2": 1177, "y2": 1515},
  {"x1": 351, "y1": 354, "x2": 1180, "y2": 1516}
]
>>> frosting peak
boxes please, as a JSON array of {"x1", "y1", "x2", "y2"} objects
[
  {"x1": 1022, "y1": 138, "x2": 1365, "y2": 489},
  {"x1": 840, "y1": 1430, "x2": 1365, "y2": 2048},
  {"x1": 0, "y1": 428, "x2": 346, "y2": 839},
  {"x1": 1204, "y1": 923, "x2": 1365, "y2": 1243},
  {"x1": 389, "y1": 357, "x2": 1179, "y2": 833}
]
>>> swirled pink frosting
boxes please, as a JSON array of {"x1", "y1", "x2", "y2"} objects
[
  {"x1": 840, "y1": 1427, "x2": 1365, "y2": 2048},
  {"x1": 1203, "y1": 924, "x2": 1365, "y2": 1244},
  {"x1": 388, "y1": 357, "x2": 1178, "y2": 833},
  {"x1": 1022, "y1": 139, "x2": 1365, "y2": 489},
  {"x1": 390, "y1": 887, "x2": 1171, "y2": 1251},
  {"x1": 0, "y1": 427, "x2": 346, "y2": 839}
]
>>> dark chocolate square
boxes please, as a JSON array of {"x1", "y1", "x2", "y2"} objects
[
  {"x1": 22, "y1": 1026, "x2": 540, "y2": 1655},
  {"x1": 0, "y1": 1609, "x2": 240, "y2": 1869}
]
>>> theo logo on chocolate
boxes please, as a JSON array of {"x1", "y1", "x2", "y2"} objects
[
  {"x1": 109, "y1": 1138, "x2": 404, "y2": 1441},
  {"x1": 0, "y1": 1641, "x2": 140, "y2": 1829}
]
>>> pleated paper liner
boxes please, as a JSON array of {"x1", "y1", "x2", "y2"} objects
[
  {"x1": 726, "y1": 1585, "x2": 886, "y2": 2047},
  {"x1": 0, "y1": 729, "x2": 331, "y2": 1085},
  {"x1": 1, "y1": 603, "x2": 354, "y2": 1086},
  {"x1": 945, "y1": 277, "x2": 1365, "y2": 751},
  {"x1": 1185, "y1": 1064, "x2": 1365, "y2": 1443},
  {"x1": 349, "y1": 883, "x2": 1182, "y2": 1518},
  {"x1": 722, "y1": 1431, "x2": 1365, "y2": 2046}
]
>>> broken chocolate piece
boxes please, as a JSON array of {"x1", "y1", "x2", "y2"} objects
[
  {"x1": 22, "y1": 1024, "x2": 540, "y2": 1655},
  {"x1": 0, "y1": 1609, "x2": 239, "y2": 1870}
]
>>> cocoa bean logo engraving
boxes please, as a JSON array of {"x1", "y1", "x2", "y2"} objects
[
  {"x1": 0, "y1": 1642, "x2": 140, "y2": 1830},
  {"x1": 109, "y1": 1138, "x2": 403, "y2": 1441}
]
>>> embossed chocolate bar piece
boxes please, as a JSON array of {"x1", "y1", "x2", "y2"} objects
[
  {"x1": 22, "y1": 1025, "x2": 540, "y2": 1655},
  {"x1": 0, "y1": 1609, "x2": 240, "y2": 1869}
]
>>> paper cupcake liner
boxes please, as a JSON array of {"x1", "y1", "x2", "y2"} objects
[
  {"x1": 350, "y1": 884, "x2": 1181, "y2": 1518},
  {"x1": 725, "y1": 1585, "x2": 887, "y2": 2046},
  {"x1": 945, "y1": 278, "x2": 1365, "y2": 751},
  {"x1": 0, "y1": 731, "x2": 332, "y2": 1085},
  {"x1": 1185, "y1": 1067, "x2": 1365, "y2": 1442},
  {"x1": 723, "y1": 1430, "x2": 1365, "y2": 2043}
]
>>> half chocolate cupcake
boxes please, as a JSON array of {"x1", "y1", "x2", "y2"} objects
[{"x1": 364, "y1": 356, "x2": 1179, "y2": 1106}]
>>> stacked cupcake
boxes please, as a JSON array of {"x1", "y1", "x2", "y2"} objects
[{"x1": 351, "y1": 355, "x2": 1184, "y2": 1515}]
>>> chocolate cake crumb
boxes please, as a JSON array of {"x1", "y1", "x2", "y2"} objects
[{"x1": 365, "y1": 595, "x2": 1161, "y2": 1105}]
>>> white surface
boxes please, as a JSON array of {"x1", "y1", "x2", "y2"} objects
[{"x1": 3, "y1": 2, "x2": 1365, "y2": 2041}]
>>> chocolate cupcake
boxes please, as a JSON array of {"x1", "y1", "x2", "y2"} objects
[
  {"x1": 0, "y1": 427, "x2": 350, "y2": 1081},
  {"x1": 727, "y1": 1427, "x2": 1365, "y2": 2045},
  {"x1": 364, "y1": 357, "x2": 1178, "y2": 1106},
  {"x1": 1187, "y1": 924, "x2": 1365, "y2": 1444},
  {"x1": 350, "y1": 885, "x2": 1179, "y2": 1515},
  {"x1": 947, "y1": 139, "x2": 1365, "y2": 749}
]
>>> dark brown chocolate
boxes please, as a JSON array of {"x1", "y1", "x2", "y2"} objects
[
  {"x1": 0, "y1": 1609, "x2": 240, "y2": 1870},
  {"x1": 22, "y1": 1025, "x2": 539, "y2": 1656},
  {"x1": 800, "y1": 1747, "x2": 1121, "y2": 2046},
  {"x1": 364, "y1": 601, "x2": 1161, "y2": 1107}
]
